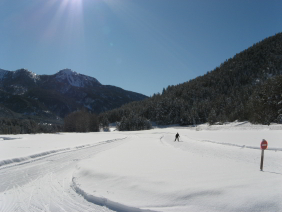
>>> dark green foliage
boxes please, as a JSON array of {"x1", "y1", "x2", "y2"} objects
[
  {"x1": 101, "y1": 32, "x2": 282, "y2": 126},
  {"x1": 116, "y1": 113, "x2": 152, "y2": 131},
  {"x1": 0, "y1": 118, "x2": 62, "y2": 134},
  {"x1": 247, "y1": 75, "x2": 282, "y2": 124},
  {"x1": 24, "y1": 88, "x2": 79, "y2": 118},
  {"x1": 64, "y1": 109, "x2": 99, "y2": 132},
  {"x1": 208, "y1": 109, "x2": 217, "y2": 125},
  {"x1": 98, "y1": 114, "x2": 110, "y2": 131}
]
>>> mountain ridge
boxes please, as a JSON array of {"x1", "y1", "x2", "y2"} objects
[{"x1": 0, "y1": 68, "x2": 147, "y2": 123}]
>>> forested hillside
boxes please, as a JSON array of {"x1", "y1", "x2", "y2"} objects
[
  {"x1": 101, "y1": 33, "x2": 282, "y2": 126},
  {"x1": 0, "y1": 69, "x2": 147, "y2": 121}
]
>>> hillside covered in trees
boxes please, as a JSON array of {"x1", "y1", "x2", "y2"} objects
[{"x1": 100, "y1": 32, "x2": 282, "y2": 126}]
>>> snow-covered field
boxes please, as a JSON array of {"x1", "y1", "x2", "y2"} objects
[{"x1": 0, "y1": 122, "x2": 281, "y2": 212}]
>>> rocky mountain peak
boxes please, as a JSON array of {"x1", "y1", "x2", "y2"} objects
[
  {"x1": 56, "y1": 68, "x2": 77, "y2": 76},
  {"x1": 0, "y1": 69, "x2": 8, "y2": 80},
  {"x1": 14, "y1": 69, "x2": 39, "y2": 80},
  {"x1": 55, "y1": 69, "x2": 101, "y2": 87}
]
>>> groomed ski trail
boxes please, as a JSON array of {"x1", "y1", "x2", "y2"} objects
[{"x1": 0, "y1": 137, "x2": 128, "y2": 212}]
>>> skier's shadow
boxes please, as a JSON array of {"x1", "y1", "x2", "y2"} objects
[{"x1": 263, "y1": 171, "x2": 282, "y2": 175}]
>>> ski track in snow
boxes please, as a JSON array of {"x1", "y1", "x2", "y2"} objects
[
  {"x1": 175, "y1": 136, "x2": 282, "y2": 152},
  {"x1": 199, "y1": 139, "x2": 282, "y2": 151},
  {"x1": 71, "y1": 177, "x2": 157, "y2": 212},
  {"x1": 0, "y1": 138, "x2": 126, "y2": 168},
  {"x1": 160, "y1": 133, "x2": 282, "y2": 175},
  {"x1": 0, "y1": 137, "x2": 130, "y2": 212}
]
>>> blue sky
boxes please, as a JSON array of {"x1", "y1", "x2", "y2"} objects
[{"x1": 0, "y1": 0, "x2": 281, "y2": 96}]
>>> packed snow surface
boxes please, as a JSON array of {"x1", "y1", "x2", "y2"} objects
[{"x1": 0, "y1": 122, "x2": 281, "y2": 212}]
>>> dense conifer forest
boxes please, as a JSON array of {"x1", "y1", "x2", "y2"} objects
[
  {"x1": 0, "y1": 118, "x2": 62, "y2": 134},
  {"x1": 100, "y1": 33, "x2": 282, "y2": 127}
]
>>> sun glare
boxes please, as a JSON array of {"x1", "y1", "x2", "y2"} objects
[
  {"x1": 59, "y1": 0, "x2": 83, "y2": 13},
  {"x1": 39, "y1": 0, "x2": 85, "y2": 42},
  {"x1": 67, "y1": 0, "x2": 83, "y2": 7}
]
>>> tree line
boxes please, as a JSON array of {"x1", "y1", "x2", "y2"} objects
[
  {"x1": 0, "y1": 107, "x2": 152, "y2": 134},
  {"x1": 0, "y1": 118, "x2": 62, "y2": 134},
  {"x1": 63, "y1": 109, "x2": 152, "y2": 132}
]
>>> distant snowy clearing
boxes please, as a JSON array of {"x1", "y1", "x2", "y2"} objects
[{"x1": 0, "y1": 122, "x2": 281, "y2": 212}]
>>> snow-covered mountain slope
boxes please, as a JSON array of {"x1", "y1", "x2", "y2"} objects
[
  {"x1": 55, "y1": 69, "x2": 101, "y2": 88},
  {"x1": 0, "y1": 123, "x2": 281, "y2": 212}
]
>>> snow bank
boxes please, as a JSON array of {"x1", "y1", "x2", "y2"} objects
[
  {"x1": 0, "y1": 148, "x2": 69, "y2": 167},
  {"x1": 72, "y1": 177, "x2": 156, "y2": 212}
]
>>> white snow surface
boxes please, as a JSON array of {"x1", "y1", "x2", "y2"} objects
[{"x1": 0, "y1": 122, "x2": 282, "y2": 212}]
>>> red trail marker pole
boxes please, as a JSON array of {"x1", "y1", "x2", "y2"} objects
[{"x1": 260, "y1": 139, "x2": 268, "y2": 171}]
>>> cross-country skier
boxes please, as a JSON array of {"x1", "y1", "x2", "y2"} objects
[{"x1": 175, "y1": 133, "x2": 180, "y2": 142}]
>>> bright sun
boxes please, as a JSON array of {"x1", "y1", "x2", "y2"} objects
[{"x1": 38, "y1": 0, "x2": 85, "y2": 41}]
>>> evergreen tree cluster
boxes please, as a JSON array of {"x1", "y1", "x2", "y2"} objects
[
  {"x1": 99, "y1": 114, "x2": 110, "y2": 131},
  {"x1": 116, "y1": 113, "x2": 152, "y2": 131},
  {"x1": 0, "y1": 118, "x2": 62, "y2": 134},
  {"x1": 247, "y1": 75, "x2": 282, "y2": 124},
  {"x1": 101, "y1": 33, "x2": 282, "y2": 126},
  {"x1": 64, "y1": 109, "x2": 99, "y2": 132}
]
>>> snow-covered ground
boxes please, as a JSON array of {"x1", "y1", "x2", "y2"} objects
[{"x1": 0, "y1": 122, "x2": 281, "y2": 212}]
